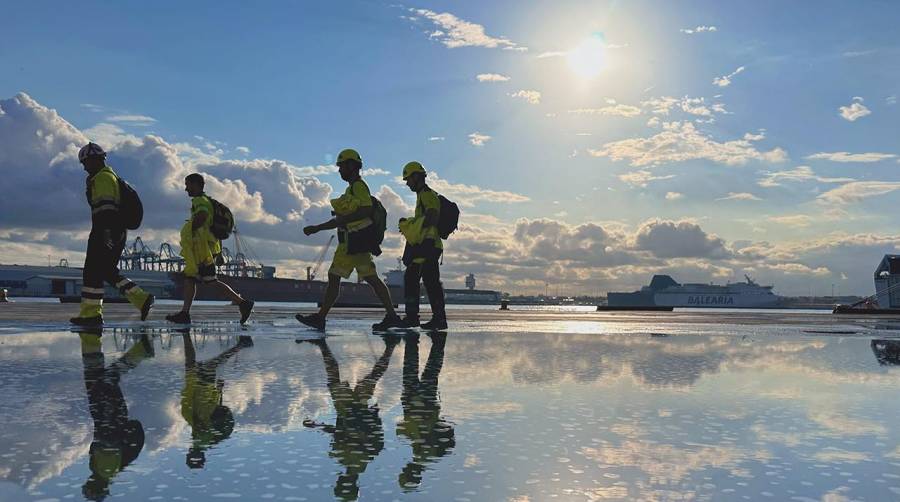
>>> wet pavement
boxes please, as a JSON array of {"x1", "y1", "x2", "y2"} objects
[{"x1": 3, "y1": 309, "x2": 900, "y2": 501}]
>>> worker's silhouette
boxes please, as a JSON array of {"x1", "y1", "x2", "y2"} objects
[
  {"x1": 301, "y1": 337, "x2": 399, "y2": 500},
  {"x1": 871, "y1": 339, "x2": 900, "y2": 366},
  {"x1": 77, "y1": 330, "x2": 154, "y2": 501},
  {"x1": 397, "y1": 332, "x2": 454, "y2": 490},
  {"x1": 180, "y1": 332, "x2": 253, "y2": 469}
]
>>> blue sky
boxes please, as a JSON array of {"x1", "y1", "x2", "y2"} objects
[{"x1": 1, "y1": 1, "x2": 899, "y2": 295}]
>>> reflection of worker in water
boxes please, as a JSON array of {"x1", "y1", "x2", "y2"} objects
[
  {"x1": 301, "y1": 337, "x2": 399, "y2": 501},
  {"x1": 78, "y1": 330, "x2": 154, "y2": 501},
  {"x1": 871, "y1": 339, "x2": 900, "y2": 365},
  {"x1": 397, "y1": 332, "x2": 454, "y2": 490},
  {"x1": 180, "y1": 332, "x2": 253, "y2": 469}
]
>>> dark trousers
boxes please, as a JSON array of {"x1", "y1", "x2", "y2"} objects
[
  {"x1": 81, "y1": 229, "x2": 138, "y2": 302},
  {"x1": 404, "y1": 258, "x2": 446, "y2": 320}
]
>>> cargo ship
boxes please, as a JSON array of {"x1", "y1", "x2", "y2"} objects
[{"x1": 608, "y1": 274, "x2": 782, "y2": 308}]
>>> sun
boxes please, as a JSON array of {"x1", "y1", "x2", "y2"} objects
[{"x1": 567, "y1": 36, "x2": 607, "y2": 79}]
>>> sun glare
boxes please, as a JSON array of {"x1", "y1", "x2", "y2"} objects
[{"x1": 567, "y1": 36, "x2": 607, "y2": 79}]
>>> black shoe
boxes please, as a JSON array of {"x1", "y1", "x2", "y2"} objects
[
  {"x1": 140, "y1": 294, "x2": 155, "y2": 321},
  {"x1": 239, "y1": 300, "x2": 254, "y2": 325},
  {"x1": 237, "y1": 335, "x2": 254, "y2": 348},
  {"x1": 296, "y1": 313, "x2": 326, "y2": 331},
  {"x1": 421, "y1": 318, "x2": 447, "y2": 331},
  {"x1": 400, "y1": 316, "x2": 421, "y2": 328},
  {"x1": 372, "y1": 313, "x2": 403, "y2": 331},
  {"x1": 165, "y1": 311, "x2": 191, "y2": 324},
  {"x1": 70, "y1": 315, "x2": 103, "y2": 327}
]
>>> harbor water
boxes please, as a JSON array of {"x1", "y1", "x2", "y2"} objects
[{"x1": 2, "y1": 304, "x2": 900, "y2": 501}]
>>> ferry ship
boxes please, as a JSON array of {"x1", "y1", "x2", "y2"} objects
[{"x1": 608, "y1": 274, "x2": 783, "y2": 308}]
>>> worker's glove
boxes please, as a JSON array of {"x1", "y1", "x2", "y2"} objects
[
  {"x1": 103, "y1": 229, "x2": 115, "y2": 250},
  {"x1": 303, "y1": 225, "x2": 319, "y2": 236}
]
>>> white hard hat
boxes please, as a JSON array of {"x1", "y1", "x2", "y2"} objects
[{"x1": 78, "y1": 142, "x2": 107, "y2": 162}]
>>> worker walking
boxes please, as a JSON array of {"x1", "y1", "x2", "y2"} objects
[
  {"x1": 398, "y1": 162, "x2": 447, "y2": 330},
  {"x1": 70, "y1": 143, "x2": 154, "y2": 327},
  {"x1": 297, "y1": 149, "x2": 402, "y2": 331},
  {"x1": 166, "y1": 174, "x2": 254, "y2": 325}
]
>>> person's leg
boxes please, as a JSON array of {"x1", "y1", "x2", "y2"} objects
[
  {"x1": 317, "y1": 273, "x2": 342, "y2": 318},
  {"x1": 421, "y1": 258, "x2": 446, "y2": 321},
  {"x1": 75, "y1": 231, "x2": 106, "y2": 321},
  {"x1": 364, "y1": 275, "x2": 397, "y2": 316},
  {"x1": 181, "y1": 279, "x2": 197, "y2": 313},
  {"x1": 107, "y1": 233, "x2": 152, "y2": 315},
  {"x1": 356, "y1": 337, "x2": 398, "y2": 400},
  {"x1": 403, "y1": 262, "x2": 424, "y2": 320},
  {"x1": 212, "y1": 279, "x2": 244, "y2": 304}
]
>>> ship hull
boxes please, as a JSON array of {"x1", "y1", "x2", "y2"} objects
[{"x1": 653, "y1": 292, "x2": 781, "y2": 308}]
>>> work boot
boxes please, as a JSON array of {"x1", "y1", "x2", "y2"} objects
[
  {"x1": 296, "y1": 313, "x2": 326, "y2": 331},
  {"x1": 70, "y1": 315, "x2": 103, "y2": 327},
  {"x1": 239, "y1": 299, "x2": 254, "y2": 325},
  {"x1": 140, "y1": 294, "x2": 155, "y2": 321},
  {"x1": 165, "y1": 311, "x2": 192, "y2": 324},
  {"x1": 372, "y1": 313, "x2": 403, "y2": 331},
  {"x1": 421, "y1": 317, "x2": 448, "y2": 331},
  {"x1": 237, "y1": 335, "x2": 254, "y2": 348},
  {"x1": 400, "y1": 316, "x2": 421, "y2": 328}
]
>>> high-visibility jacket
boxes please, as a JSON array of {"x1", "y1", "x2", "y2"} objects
[
  {"x1": 86, "y1": 166, "x2": 120, "y2": 229},
  {"x1": 190, "y1": 194, "x2": 222, "y2": 256},
  {"x1": 331, "y1": 179, "x2": 373, "y2": 243}
]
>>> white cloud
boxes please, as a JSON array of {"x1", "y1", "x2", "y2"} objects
[
  {"x1": 476, "y1": 73, "x2": 510, "y2": 82},
  {"x1": 716, "y1": 192, "x2": 762, "y2": 201},
  {"x1": 817, "y1": 181, "x2": 900, "y2": 205},
  {"x1": 618, "y1": 170, "x2": 676, "y2": 188},
  {"x1": 428, "y1": 136, "x2": 445, "y2": 142},
  {"x1": 568, "y1": 104, "x2": 641, "y2": 117},
  {"x1": 769, "y1": 215, "x2": 813, "y2": 228},
  {"x1": 805, "y1": 151, "x2": 896, "y2": 163},
  {"x1": 641, "y1": 96, "x2": 680, "y2": 115},
  {"x1": 839, "y1": 97, "x2": 871, "y2": 121},
  {"x1": 236, "y1": 146, "x2": 250, "y2": 154},
  {"x1": 887, "y1": 95, "x2": 897, "y2": 106},
  {"x1": 536, "y1": 51, "x2": 567, "y2": 59},
  {"x1": 105, "y1": 114, "x2": 157, "y2": 126},
  {"x1": 80, "y1": 103, "x2": 105, "y2": 113},
  {"x1": 589, "y1": 121, "x2": 787, "y2": 167},
  {"x1": 665, "y1": 192, "x2": 683, "y2": 200},
  {"x1": 713, "y1": 66, "x2": 745, "y2": 87},
  {"x1": 680, "y1": 25, "x2": 718, "y2": 34},
  {"x1": 757, "y1": 165, "x2": 855, "y2": 187},
  {"x1": 634, "y1": 219, "x2": 730, "y2": 259},
  {"x1": 468, "y1": 132, "x2": 492, "y2": 146},
  {"x1": 361, "y1": 168, "x2": 390, "y2": 176},
  {"x1": 509, "y1": 90, "x2": 541, "y2": 105},
  {"x1": 409, "y1": 9, "x2": 523, "y2": 50},
  {"x1": 419, "y1": 171, "x2": 529, "y2": 207}
]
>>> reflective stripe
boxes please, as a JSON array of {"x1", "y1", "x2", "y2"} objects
[
  {"x1": 91, "y1": 197, "x2": 118, "y2": 206},
  {"x1": 82, "y1": 287, "x2": 105, "y2": 294},
  {"x1": 92, "y1": 204, "x2": 118, "y2": 214},
  {"x1": 81, "y1": 298, "x2": 102, "y2": 305}
]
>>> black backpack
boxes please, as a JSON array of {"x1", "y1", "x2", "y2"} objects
[
  {"x1": 437, "y1": 194, "x2": 460, "y2": 239},
  {"x1": 370, "y1": 196, "x2": 387, "y2": 256},
  {"x1": 208, "y1": 197, "x2": 235, "y2": 240},
  {"x1": 117, "y1": 178, "x2": 143, "y2": 230}
]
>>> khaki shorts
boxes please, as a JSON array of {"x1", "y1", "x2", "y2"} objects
[
  {"x1": 328, "y1": 243, "x2": 376, "y2": 279},
  {"x1": 185, "y1": 263, "x2": 217, "y2": 284}
]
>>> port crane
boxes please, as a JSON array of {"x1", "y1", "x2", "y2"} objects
[{"x1": 306, "y1": 235, "x2": 335, "y2": 281}]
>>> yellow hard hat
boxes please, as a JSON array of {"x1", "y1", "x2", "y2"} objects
[
  {"x1": 336, "y1": 149, "x2": 362, "y2": 165},
  {"x1": 402, "y1": 161, "x2": 426, "y2": 180}
]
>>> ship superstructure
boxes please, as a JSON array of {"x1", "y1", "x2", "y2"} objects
[{"x1": 609, "y1": 274, "x2": 782, "y2": 308}]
